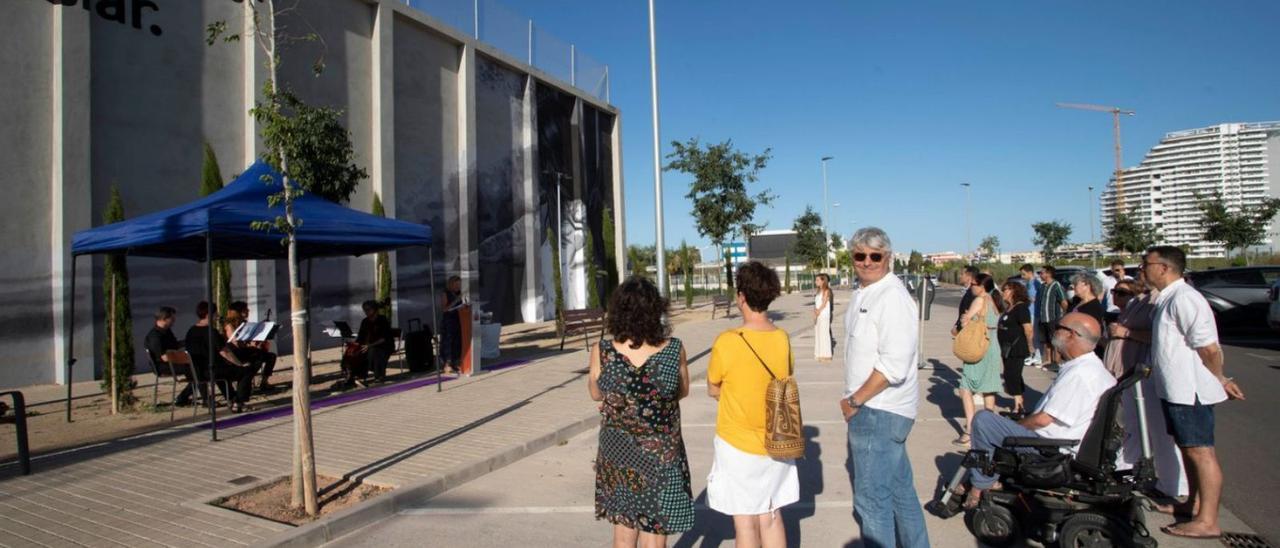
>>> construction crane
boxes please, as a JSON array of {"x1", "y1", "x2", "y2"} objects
[{"x1": 1057, "y1": 102, "x2": 1136, "y2": 211}]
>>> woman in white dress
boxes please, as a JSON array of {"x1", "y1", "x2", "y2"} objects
[{"x1": 813, "y1": 274, "x2": 834, "y2": 362}]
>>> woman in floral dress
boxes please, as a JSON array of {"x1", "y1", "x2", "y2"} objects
[{"x1": 590, "y1": 276, "x2": 694, "y2": 546}]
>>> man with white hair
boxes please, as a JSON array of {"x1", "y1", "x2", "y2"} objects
[{"x1": 839, "y1": 227, "x2": 930, "y2": 548}]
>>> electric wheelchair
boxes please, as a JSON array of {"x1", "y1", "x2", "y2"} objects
[{"x1": 928, "y1": 367, "x2": 1160, "y2": 547}]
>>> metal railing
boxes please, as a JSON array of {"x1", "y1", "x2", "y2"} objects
[
  {"x1": 1, "y1": 390, "x2": 31, "y2": 475},
  {"x1": 405, "y1": 0, "x2": 610, "y2": 102}
]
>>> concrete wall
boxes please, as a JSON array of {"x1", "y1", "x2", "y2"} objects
[{"x1": 0, "y1": 0, "x2": 620, "y2": 388}]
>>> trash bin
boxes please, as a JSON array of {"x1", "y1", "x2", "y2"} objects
[{"x1": 914, "y1": 276, "x2": 936, "y2": 321}]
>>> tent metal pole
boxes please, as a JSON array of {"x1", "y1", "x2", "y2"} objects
[
  {"x1": 429, "y1": 253, "x2": 440, "y2": 392},
  {"x1": 65, "y1": 255, "x2": 77, "y2": 423},
  {"x1": 206, "y1": 233, "x2": 218, "y2": 441}
]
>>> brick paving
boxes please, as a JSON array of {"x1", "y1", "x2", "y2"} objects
[{"x1": 0, "y1": 294, "x2": 794, "y2": 547}]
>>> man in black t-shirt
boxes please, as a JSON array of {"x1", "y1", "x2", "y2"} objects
[
  {"x1": 143, "y1": 306, "x2": 198, "y2": 406},
  {"x1": 357, "y1": 300, "x2": 394, "y2": 383},
  {"x1": 952, "y1": 265, "x2": 980, "y2": 335}
]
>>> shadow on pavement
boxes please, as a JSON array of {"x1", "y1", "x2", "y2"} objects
[{"x1": 782, "y1": 425, "x2": 825, "y2": 547}]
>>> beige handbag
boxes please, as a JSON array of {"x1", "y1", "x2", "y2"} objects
[
  {"x1": 952, "y1": 316, "x2": 989, "y2": 363},
  {"x1": 738, "y1": 332, "x2": 805, "y2": 460}
]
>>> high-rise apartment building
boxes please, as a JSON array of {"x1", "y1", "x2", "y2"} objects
[{"x1": 1100, "y1": 122, "x2": 1280, "y2": 258}]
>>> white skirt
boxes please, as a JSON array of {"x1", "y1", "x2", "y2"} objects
[{"x1": 707, "y1": 436, "x2": 799, "y2": 515}]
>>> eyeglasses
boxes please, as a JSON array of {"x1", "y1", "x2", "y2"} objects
[
  {"x1": 1054, "y1": 324, "x2": 1082, "y2": 337},
  {"x1": 1139, "y1": 261, "x2": 1167, "y2": 271},
  {"x1": 853, "y1": 252, "x2": 884, "y2": 263},
  {"x1": 1111, "y1": 288, "x2": 1133, "y2": 296}
]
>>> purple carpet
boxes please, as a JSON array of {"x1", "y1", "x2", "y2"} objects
[{"x1": 202, "y1": 357, "x2": 536, "y2": 430}]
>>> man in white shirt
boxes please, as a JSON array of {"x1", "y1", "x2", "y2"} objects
[
  {"x1": 838, "y1": 227, "x2": 929, "y2": 548},
  {"x1": 1144, "y1": 246, "x2": 1245, "y2": 540},
  {"x1": 963, "y1": 312, "x2": 1116, "y2": 508}
]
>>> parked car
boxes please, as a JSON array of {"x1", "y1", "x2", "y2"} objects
[
  {"x1": 1185, "y1": 266, "x2": 1280, "y2": 332},
  {"x1": 1268, "y1": 277, "x2": 1280, "y2": 333}
]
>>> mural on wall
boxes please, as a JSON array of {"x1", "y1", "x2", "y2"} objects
[
  {"x1": 476, "y1": 56, "x2": 527, "y2": 326},
  {"x1": 536, "y1": 84, "x2": 576, "y2": 319}
]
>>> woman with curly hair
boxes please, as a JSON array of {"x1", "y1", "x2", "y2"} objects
[
  {"x1": 706, "y1": 261, "x2": 798, "y2": 548},
  {"x1": 589, "y1": 276, "x2": 694, "y2": 546}
]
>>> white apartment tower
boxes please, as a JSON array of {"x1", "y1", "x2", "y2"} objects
[{"x1": 1100, "y1": 122, "x2": 1280, "y2": 258}]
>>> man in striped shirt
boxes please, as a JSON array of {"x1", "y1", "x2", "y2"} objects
[{"x1": 1036, "y1": 265, "x2": 1069, "y2": 367}]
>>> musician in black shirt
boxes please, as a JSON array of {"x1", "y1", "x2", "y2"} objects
[
  {"x1": 143, "y1": 306, "x2": 199, "y2": 406},
  {"x1": 185, "y1": 301, "x2": 256, "y2": 412},
  {"x1": 357, "y1": 300, "x2": 394, "y2": 383}
]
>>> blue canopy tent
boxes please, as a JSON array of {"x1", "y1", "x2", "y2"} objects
[{"x1": 69, "y1": 160, "x2": 436, "y2": 439}]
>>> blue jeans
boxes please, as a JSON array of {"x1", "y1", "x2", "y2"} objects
[
  {"x1": 849, "y1": 406, "x2": 930, "y2": 548},
  {"x1": 968, "y1": 410, "x2": 1037, "y2": 489}
]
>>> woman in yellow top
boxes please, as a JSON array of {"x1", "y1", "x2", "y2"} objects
[{"x1": 707, "y1": 261, "x2": 799, "y2": 548}]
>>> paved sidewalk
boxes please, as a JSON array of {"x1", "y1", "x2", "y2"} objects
[{"x1": 0, "y1": 295, "x2": 795, "y2": 547}]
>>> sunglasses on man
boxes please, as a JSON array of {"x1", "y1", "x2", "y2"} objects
[{"x1": 853, "y1": 252, "x2": 884, "y2": 263}]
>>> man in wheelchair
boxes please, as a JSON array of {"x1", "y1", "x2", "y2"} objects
[{"x1": 946, "y1": 312, "x2": 1161, "y2": 546}]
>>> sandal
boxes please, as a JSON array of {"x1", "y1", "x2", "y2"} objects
[{"x1": 952, "y1": 434, "x2": 971, "y2": 446}]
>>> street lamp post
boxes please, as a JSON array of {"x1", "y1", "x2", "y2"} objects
[
  {"x1": 821, "y1": 156, "x2": 834, "y2": 271},
  {"x1": 648, "y1": 0, "x2": 668, "y2": 296},
  {"x1": 961, "y1": 183, "x2": 971, "y2": 262}
]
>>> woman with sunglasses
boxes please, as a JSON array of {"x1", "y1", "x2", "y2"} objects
[
  {"x1": 953, "y1": 273, "x2": 1003, "y2": 445},
  {"x1": 1105, "y1": 272, "x2": 1189, "y2": 499}
]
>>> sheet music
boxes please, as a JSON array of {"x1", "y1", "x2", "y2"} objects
[{"x1": 231, "y1": 321, "x2": 278, "y2": 342}]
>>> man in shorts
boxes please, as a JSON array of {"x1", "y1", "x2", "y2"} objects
[
  {"x1": 1145, "y1": 246, "x2": 1246, "y2": 540},
  {"x1": 1035, "y1": 265, "x2": 1069, "y2": 368}
]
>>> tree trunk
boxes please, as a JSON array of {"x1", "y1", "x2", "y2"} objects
[{"x1": 110, "y1": 274, "x2": 118, "y2": 415}]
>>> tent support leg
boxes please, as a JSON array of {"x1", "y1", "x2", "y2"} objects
[
  {"x1": 207, "y1": 233, "x2": 218, "y2": 441},
  {"x1": 65, "y1": 256, "x2": 77, "y2": 423},
  {"x1": 430, "y1": 254, "x2": 440, "y2": 392}
]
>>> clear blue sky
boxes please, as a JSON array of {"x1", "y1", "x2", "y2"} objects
[{"x1": 499, "y1": 0, "x2": 1280, "y2": 256}]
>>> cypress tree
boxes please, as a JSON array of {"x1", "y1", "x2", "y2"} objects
[
  {"x1": 601, "y1": 207, "x2": 617, "y2": 305},
  {"x1": 586, "y1": 229, "x2": 600, "y2": 308},
  {"x1": 201, "y1": 143, "x2": 232, "y2": 323},
  {"x1": 549, "y1": 226, "x2": 565, "y2": 334},
  {"x1": 101, "y1": 185, "x2": 137, "y2": 409},
  {"x1": 682, "y1": 242, "x2": 693, "y2": 309},
  {"x1": 372, "y1": 193, "x2": 392, "y2": 313},
  {"x1": 784, "y1": 253, "x2": 792, "y2": 293}
]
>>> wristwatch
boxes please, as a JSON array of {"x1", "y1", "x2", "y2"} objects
[{"x1": 846, "y1": 395, "x2": 862, "y2": 409}]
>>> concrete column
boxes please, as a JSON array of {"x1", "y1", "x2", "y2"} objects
[
  {"x1": 372, "y1": 1, "x2": 399, "y2": 324},
  {"x1": 520, "y1": 75, "x2": 540, "y2": 322},
  {"x1": 457, "y1": 43, "x2": 481, "y2": 371},
  {"x1": 611, "y1": 114, "x2": 626, "y2": 281},
  {"x1": 51, "y1": 7, "x2": 92, "y2": 385},
  {"x1": 241, "y1": 1, "x2": 275, "y2": 317}
]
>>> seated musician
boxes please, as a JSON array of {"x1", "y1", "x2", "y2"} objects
[
  {"x1": 225, "y1": 301, "x2": 279, "y2": 393},
  {"x1": 186, "y1": 301, "x2": 257, "y2": 413},
  {"x1": 357, "y1": 300, "x2": 393, "y2": 383},
  {"x1": 143, "y1": 306, "x2": 198, "y2": 406}
]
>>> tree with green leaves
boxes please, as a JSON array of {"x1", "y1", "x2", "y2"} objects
[
  {"x1": 1196, "y1": 193, "x2": 1280, "y2": 265},
  {"x1": 829, "y1": 232, "x2": 844, "y2": 262},
  {"x1": 979, "y1": 235, "x2": 1000, "y2": 259},
  {"x1": 1032, "y1": 221, "x2": 1073, "y2": 262},
  {"x1": 627, "y1": 245, "x2": 656, "y2": 278},
  {"x1": 208, "y1": 1, "x2": 367, "y2": 515},
  {"x1": 101, "y1": 185, "x2": 136, "y2": 413},
  {"x1": 202, "y1": 143, "x2": 233, "y2": 324},
  {"x1": 1104, "y1": 209, "x2": 1159, "y2": 256},
  {"x1": 792, "y1": 205, "x2": 827, "y2": 268},
  {"x1": 372, "y1": 193, "x2": 392, "y2": 313},
  {"x1": 665, "y1": 138, "x2": 773, "y2": 289},
  {"x1": 601, "y1": 207, "x2": 618, "y2": 305},
  {"x1": 908, "y1": 250, "x2": 924, "y2": 272}
]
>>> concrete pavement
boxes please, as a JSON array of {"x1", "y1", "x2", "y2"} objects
[{"x1": 327, "y1": 289, "x2": 1260, "y2": 547}]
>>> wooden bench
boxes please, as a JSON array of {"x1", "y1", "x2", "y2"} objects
[
  {"x1": 561, "y1": 308, "x2": 606, "y2": 350},
  {"x1": 711, "y1": 295, "x2": 734, "y2": 319}
]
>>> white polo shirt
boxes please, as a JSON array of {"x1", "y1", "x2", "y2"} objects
[
  {"x1": 1034, "y1": 351, "x2": 1116, "y2": 451},
  {"x1": 843, "y1": 273, "x2": 920, "y2": 419},
  {"x1": 1151, "y1": 278, "x2": 1226, "y2": 406}
]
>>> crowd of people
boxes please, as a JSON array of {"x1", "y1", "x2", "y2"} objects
[{"x1": 588, "y1": 229, "x2": 1247, "y2": 547}]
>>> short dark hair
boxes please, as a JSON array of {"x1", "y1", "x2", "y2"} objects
[
  {"x1": 195, "y1": 301, "x2": 213, "y2": 320},
  {"x1": 1146, "y1": 245, "x2": 1186, "y2": 274},
  {"x1": 735, "y1": 261, "x2": 781, "y2": 313},
  {"x1": 1019, "y1": 263, "x2": 1034, "y2": 273},
  {"x1": 1041, "y1": 265, "x2": 1057, "y2": 275},
  {"x1": 230, "y1": 300, "x2": 249, "y2": 314},
  {"x1": 362, "y1": 300, "x2": 379, "y2": 312},
  {"x1": 154, "y1": 306, "x2": 176, "y2": 322},
  {"x1": 963, "y1": 265, "x2": 980, "y2": 277},
  {"x1": 605, "y1": 276, "x2": 669, "y2": 349},
  {"x1": 1110, "y1": 259, "x2": 1125, "y2": 268}
]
